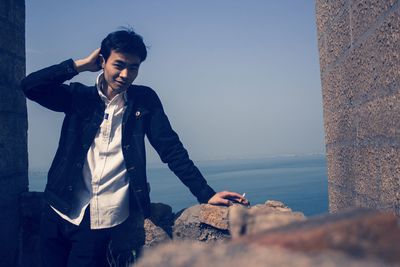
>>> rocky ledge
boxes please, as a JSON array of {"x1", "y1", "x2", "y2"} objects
[{"x1": 20, "y1": 193, "x2": 400, "y2": 267}]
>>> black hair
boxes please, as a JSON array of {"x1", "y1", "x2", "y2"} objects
[{"x1": 100, "y1": 28, "x2": 147, "y2": 62}]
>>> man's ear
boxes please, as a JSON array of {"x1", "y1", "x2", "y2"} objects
[{"x1": 98, "y1": 54, "x2": 105, "y2": 69}]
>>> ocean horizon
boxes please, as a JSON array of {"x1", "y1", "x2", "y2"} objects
[{"x1": 29, "y1": 154, "x2": 328, "y2": 217}]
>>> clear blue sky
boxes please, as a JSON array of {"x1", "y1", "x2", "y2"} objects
[{"x1": 25, "y1": 0, "x2": 325, "y2": 170}]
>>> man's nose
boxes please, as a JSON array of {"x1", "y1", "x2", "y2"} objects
[{"x1": 120, "y1": 69, "x2": 129, "y2": 79}]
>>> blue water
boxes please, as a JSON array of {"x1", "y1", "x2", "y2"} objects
[{"x1": 29, "y1": 154, "x2": 328, "y2": 216}]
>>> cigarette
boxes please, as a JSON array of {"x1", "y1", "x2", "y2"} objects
[{"x1": 239, "y1": 193, "x2": 246, "y2": 203}]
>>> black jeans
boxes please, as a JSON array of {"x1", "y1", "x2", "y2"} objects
[{"x1": 40, "y1": 204, "x2": 145, "y2": 267}]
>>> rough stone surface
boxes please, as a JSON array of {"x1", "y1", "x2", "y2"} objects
[
  {"x1": 144, "y1": 203, "x2": 174, "y2": 247},
  {"x1": 229, "y1": 202, "x2": 306, "y2": 239},
  {"x1": 135, "y1": 209, "x2": 400, "y2": 267},
  {"x1": 173, "y1": 205, "x2": 230, "y2": 242},
  {"x1": 136, "y1": 242, "x2": 389, "y2": 267},
  {"x1": 144, "y1": 219, "x2": 171, "y2": 247},
  {"x1": 199, "y1": 204, "x2": 229, "y2": 230},
  {"x1": 350, "y1": 0, "x2": 398, "y2": 42},
  {"x1": 239, "y1": 209, "x2": 400, "y2": 264},
  {"x1": 20, "y1": 195, "x2": 400, "y2": 266},
  {"x1": 317, "y1": 0, "x2": 400, "y2": 214},
  {"x1": 0, "y1": 0, "x2": 27, "y2": 266},
  {"x1": 325, "y1": 6, "x2": 352, "y2": 68},
  {"x1": 316, "y1": 0, "x2": 348, "y2": 36}
]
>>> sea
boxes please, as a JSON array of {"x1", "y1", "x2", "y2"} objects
[{"x1": 29, "y1": 154, "x2": 328, "y2": 217}]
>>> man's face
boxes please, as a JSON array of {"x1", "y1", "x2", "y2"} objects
[{"x1": 101, "y1": 50, "x2": 141, "y2": 94}]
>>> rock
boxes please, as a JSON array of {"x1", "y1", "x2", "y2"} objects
[
  {"x1": 136, "y1": 208, "x2": 400, "y2": 267},
  {"x1": 238, "y1": 208, "x2": 400, "y2": 264},
  {"x1": 144, "y1": 219, "x2": 171, "y2": 247},
  {"x1": 228, "y1": 204, "x2": 248, "y2": 239},
  {"x1": 135, "y1": 241, "x2": 389, "y2": 267},
  {"x1": 229, "y1": 202, "x2": 306, "y2": 239},
  {"x1": 173, "y1": 205, "x2": 230, "y2": 242},
  {"x1": 199, "y1": 204, "x2": 229, "y2": 230},
  {"x1": 144, "y1": 203, "x2": 173, "y2": 247},
  {"x1": 264, "y1": 200, "x2": 292, "y2": 212}
]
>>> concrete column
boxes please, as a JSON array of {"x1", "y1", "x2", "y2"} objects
[
  {"x1": 0, "y1": 0, "x2": 28, "y2": 266},
  {"x1": 316, "y1": 0, "x2": 400, "y2": 215}
]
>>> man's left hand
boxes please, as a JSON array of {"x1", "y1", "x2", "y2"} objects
[{"x1": 207, "y1": 191, "x2": 250, "y2": 206}]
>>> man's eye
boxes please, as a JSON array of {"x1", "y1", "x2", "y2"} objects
[{"x1": 114, "y1": 64, "x2": 124, "y2": 69}]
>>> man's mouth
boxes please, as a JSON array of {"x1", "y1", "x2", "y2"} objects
[{"x1": 115, "y1": 80, "x2": 127, "y2": 86}]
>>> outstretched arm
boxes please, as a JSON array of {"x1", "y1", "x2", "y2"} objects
[{"x1": 145, "y1": 90, "x2": 250, "y2": 207}]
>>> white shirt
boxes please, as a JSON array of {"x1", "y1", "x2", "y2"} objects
[{"x1": 52, "y1": 73, "x2": 130, "y2": 229}]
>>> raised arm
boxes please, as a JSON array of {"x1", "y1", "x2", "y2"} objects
[{"x1": 21, "y1": 48, "x2": 101, "y2": 112}]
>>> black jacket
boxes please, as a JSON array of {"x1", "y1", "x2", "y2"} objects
[{"x1": 21, "y1": 59, "x2": 216, "y2": 218}]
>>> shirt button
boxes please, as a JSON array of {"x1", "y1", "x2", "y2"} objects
[
  {"x1": 76, "y1": 163, "x2": 83, "y2": 168},
  {"x1": 67, "y1": 185, "x2": 73, "y2": 191}
]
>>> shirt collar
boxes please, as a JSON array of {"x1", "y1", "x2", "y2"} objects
[{"x1": 96, "y1": 72, "x2": 128, "y2": 104}]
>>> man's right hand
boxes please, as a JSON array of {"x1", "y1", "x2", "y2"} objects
[{"x1": 73, "y1": 48, "x2": 102, "y2": 73}]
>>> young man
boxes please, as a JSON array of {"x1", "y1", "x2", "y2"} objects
[{"x1": 22, "y1": 29, "x2": 248, "y2": 267}]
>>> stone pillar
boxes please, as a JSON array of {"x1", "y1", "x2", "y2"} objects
[
  {"x1": 316, "y1": 0, "x2": 400, "y2": 215},
  {"x1": 0, "y1": 0, "x2": 28, "y2": 266}
]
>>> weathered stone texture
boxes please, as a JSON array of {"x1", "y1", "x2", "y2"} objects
[
  {"x1": 0, "y1": 20, "x2": 25, "y2": 58},
  {"x1": 316, "y1": 0, "x2": 349, "y2": 71},
  {"x1": 0, "y1": 51, "x2": 25, "y2": 87},
  {"x1": 350, "y1": 0, "x2": 398, "y2": 42},
  {"x1": 0, "y1": 85, "x2": 27, "y2": 113},
  {"x1": 173, "y1": 205, "x2": 230, "y2": 242},
  {"x1": 136, "y1": 209, "x2": 399, "y2": 267},
  {"x1": 0, "y1": 0, "x2": 27, "y2": 266},
  {"x1": 325, "y1": 145, "x2": 355, "y2": 189},
  {"x1": 379, "y1": 146, "x2": 400, "y2": 211},
  {"x1": 199, "y1": 204, "x2": 229, "y2": 230},
  {"x1": 316, "y1": 0, "x2": 348, "y2": 37},
  {"x1": 229, "y1": 202, "x2": 306, "y2": 239},
  {"x1": 328, "y1": 183, "x2": 355, "y2": 212},
  {"x1": 136, "y1": 242, "x2": 389, "y2": 267},
  {"x1": 354, "y1": 95, "x2": 400, "y2": 141},
  {"x1": 317, "y1": 0, "x2": 400, "y2": 214},
  {"x1": 238, "y1": 209, "x2": 400, "y2": 264},
  {"x1": 0, "y1": 115, "x2": 28, "y2": 175},
  {"x1": 323, "y1": 108, "x2": 355, "y2": 144},
  {"x1": 352, "y1": 146, "x2": 381, "y2": 199},
  {"x1": 325, "y1": 6, "x2": 352, "y2": 68}
]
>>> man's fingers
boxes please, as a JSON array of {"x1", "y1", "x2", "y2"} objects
[
  {"x1": 220, "y1": 191, "x2": 244, "y2": 199},
  {"x1": 218, "y1": 191, "x2": 250, "y2": 205},
  {"x1": 219, "y1": 198, "x2": 232, "y2": 206},
  {"x1": 209, "y1": 191, "x2": 249, "y2": 207},
  {"x1": 91, "y1": 48, "x2": 101, "y2": 57}
]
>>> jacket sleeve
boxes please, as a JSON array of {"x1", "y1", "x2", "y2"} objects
[
  {"x1": 145, "y1": 89, "x2": 216, "y2": 203},
  {"x1": 20, "y1": 59, "x2": 78, "y2": 113}
]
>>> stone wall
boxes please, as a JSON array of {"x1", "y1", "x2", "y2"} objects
[
  {"x1": 316, "y1": 0, "x2": 400, "y2": 214},
  {"x1": 0, "y1": 0, "x2": 28, "y2": 266}
]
